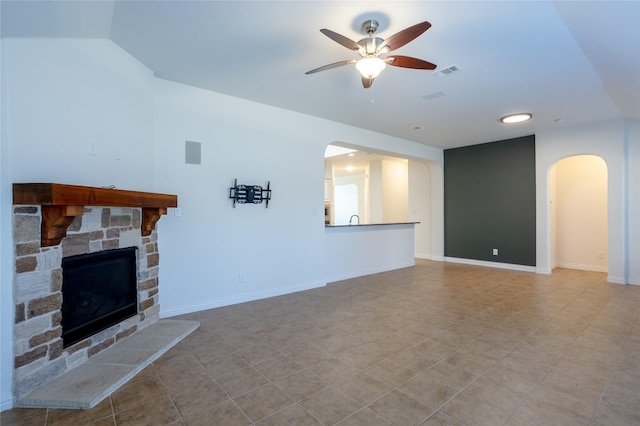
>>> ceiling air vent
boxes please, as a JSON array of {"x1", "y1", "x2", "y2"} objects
[
  {"x1": 432, "y1": 64, "x2": 462, "y2": 79},
  {"x1": 422, "y1": 90, "x2": 447, "y2": 101}
]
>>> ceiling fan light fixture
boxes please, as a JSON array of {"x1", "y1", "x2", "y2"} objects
[
  {"x1": 356, "y1": 57, "x2": 386, "y2": 78},
  {"x1": 500, "y1": 113, "x2": 532, "y2": 124}
]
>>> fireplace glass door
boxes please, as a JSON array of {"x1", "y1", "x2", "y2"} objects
[{"x1": 61, "y1": 247, "x2": 138, "y2": 348}]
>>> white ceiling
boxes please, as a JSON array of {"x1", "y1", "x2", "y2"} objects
[{"x1": 2, "y1": 1, "x2": 639, "y2": 150}]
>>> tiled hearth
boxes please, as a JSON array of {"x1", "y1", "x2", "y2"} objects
[{"x1": 11, "y1": 184, "x2": 197, "y2": 409}]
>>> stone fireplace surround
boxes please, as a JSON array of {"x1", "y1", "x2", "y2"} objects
[{"x1": 11, "y1": 183, "x2": 196, "y2": 408}]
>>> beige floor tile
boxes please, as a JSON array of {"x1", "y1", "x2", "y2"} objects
[
  {"x1": 46, "y1": 398, "x2": 113, "y2": 425},
  {"x1": 424, "y1": 361, "x2": 478, "y2": 390},
  {"x1": 113, "y1": 394, "x2": 181, "y2": 425},
  {"x1": 181, "y1": 399, "x2": 250, "y2": 426},
  {"x1": 440, "y1": 390, "x2": 511, "y2": 426},
  {"x1": 233, "y1": 383, "x2": 293, "y2": 423},
  {"x1": 599, "y1": 383, "x2": 640, "y2": 415},
  {"x1": 337, "y1": 345, "x2": 388, "y2": 369},
  {"x1": 306, "y1": 358, "x2": 355, "y2": 382},
  {"x1": 365, "y1": 359, "x2": 417, "y2": 387},
  {"x1": 299, "y1": 387, "x2": 363, "y2": 425},
  {"x1": 254, "y1": 355, "x2": 303, "y2": 381},
  {"x1": 339, "y1": 408, "x2": 392, "y2": 425},
  {"x1": 5, "y1": 264, "x2": 640, "y2": 425},
  {"x1": 0, "y1": 409, "x2": 48, "y2": 426},
  {"x1": 274, "y1": 369, "x2": 329, "y2": 402},
  {"x1": 169, "y1": 378, "x2": 228, "y2": 416},
  {"x1": 399, "y1": 373, "x2": 457, "y2": 409},
  {"x1": 152, "y1": 348, "x2": 202, "y2": 373},
  {"x1": 111, "y1": 376, "x2": 168, "y2": 414},
  {"x1": 198, "y1": 350, "x2": 251, "y2": 378},
  {"x1": 593, "y1": 400, "x2": 640, "y2": 426},
  {"x1": 455, "y1": 375, "x2": 527, "y2": 414},
  {"x1": 421, "y1": 411, "x2": 464, "y2": 425},
  {"x1": 510, "y1": 396, "x2": 591, "y2": 426},
  {"x1": 255, "y1": 403, "x2": 321, "y2": 425},
  {"x1": 541, "y1": 368, "x2": 607, "y2": 399},
  {"x1": 335, "y1": 372, "x2": 391, "y2": 405},
  {"x1": 369, "y1": 389, "x2": 434, "y2": 425},
  {"x1": 216, "y1": 366, "x2": 269, "y2": 397},
  {"x1": 288, "y1": 344, "x2": 333, "y2": 367},
  {"x1": 473, "y1": 365, "x2": 540, "y2": 397}
]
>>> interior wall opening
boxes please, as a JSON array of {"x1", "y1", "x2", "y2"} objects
[
  {"x1": 550, "y1": 154, "x2": 608, "y2": 273},
  {"x1": 324, "y1": 142, "x2": 434, "y2": 258}
]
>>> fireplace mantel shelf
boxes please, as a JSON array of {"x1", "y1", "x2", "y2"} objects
[{"x1": 13, "y1": 183, "x2": 178, "y2": 246}]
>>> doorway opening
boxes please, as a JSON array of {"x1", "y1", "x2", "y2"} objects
[{"x1": 550, "y1": 155, "x2": 608, "y2": 272}]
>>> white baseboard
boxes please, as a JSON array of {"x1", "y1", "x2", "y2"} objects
[
  {"x1": 159, "y1": 280, "x2": 326, "y2": 318},
  {"x1": 325, "y1": 261, "x2": 415, "y2": 284},
  {"x1": 556, "y1": 261, "x2": 608, "y2": 273},
  {"x1": 444, "y1": 257, "x2": 536, "y2": 273},
  {"x1": 415, "y1": 253, "x2": 444, "y2": 262},
  {"x1": 1, "y1": 391, "x2": 13, "y2": 412},
  {"x1": 628, "y1": 277, "x2": 640, "y2": 286},
  {"x1": 607, "y1": 275, "x2": 627, "y2": 285}
]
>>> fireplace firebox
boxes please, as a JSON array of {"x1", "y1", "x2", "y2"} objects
[{"x1": 61, "y1": 247, "x2": 138, "y2": 348}]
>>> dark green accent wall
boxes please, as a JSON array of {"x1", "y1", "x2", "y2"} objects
[{"x1": 444, "y1": 135, "x2": 536, "y2": 266}]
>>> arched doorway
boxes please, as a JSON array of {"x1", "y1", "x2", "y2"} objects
[{"x1": 550, "y1": 155, "x2": 608, "y2": 272}]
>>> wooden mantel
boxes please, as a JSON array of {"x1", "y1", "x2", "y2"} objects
[{"x1": 13, "y1": 183, "x2": 178, "y2": 247}]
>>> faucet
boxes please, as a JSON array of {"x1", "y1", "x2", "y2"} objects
[{"x1": 349, "y1": 214, "x2": 360, "y2": 225}]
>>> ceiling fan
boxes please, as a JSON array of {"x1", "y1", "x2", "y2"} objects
[{"x1": 305, "y1": 19, "x2": 437, "y2": 89}]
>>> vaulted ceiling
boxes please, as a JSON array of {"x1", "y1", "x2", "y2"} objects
[{"x1": 2, "y1": 1, "x2": 638, "y2": 149}]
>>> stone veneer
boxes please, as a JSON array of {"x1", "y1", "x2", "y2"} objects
[{"x1": 12, "y1": 205, "x2": 161, "y2": 400}]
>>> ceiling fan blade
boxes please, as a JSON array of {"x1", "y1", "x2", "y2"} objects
[
  {"x1": 362, "y1": 76, "x2": 374, "y2": 89},
  {"x1": 385, "y1": 55, "x2": 437, "y2": 70},
  {"x1": 383, "y1": 21, "x2": 432, "y2": 52},
  {"x1": 305, "y1": 59, "x2": 357, "y2": 75},
  {"x1": 320, "y1": 29, "x2": 361, "y2": 51}
]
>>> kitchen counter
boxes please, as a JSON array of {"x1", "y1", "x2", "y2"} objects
[{"x1": 325, "y1": 222, "x2": 419, "y2": 228}]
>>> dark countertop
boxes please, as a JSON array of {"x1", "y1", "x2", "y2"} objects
[{"x1": 325, "y1": 222, "x2": 419, "y2": 228}]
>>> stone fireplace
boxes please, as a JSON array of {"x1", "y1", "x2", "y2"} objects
[{"x1": 12, "y1": 183, "x2": 177, "y2": 402}]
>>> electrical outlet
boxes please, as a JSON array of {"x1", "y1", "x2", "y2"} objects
[
  {"x1": 88, "y1": 143, "x2": 97, "y2": 156},
  {"x1": 238, "y1": 273, "x2": 246, "y2": 283},
  {"x1": 492, "y1": 248, "x2": 498, "y2": 256},
  {"x1": 174, "y1": 208, "x2": 182, "y2": 217}
]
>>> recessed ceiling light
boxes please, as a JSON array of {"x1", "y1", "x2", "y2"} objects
[
  {"x1": 500, "y1": 113, "x2": 532, "y2": 124},
  {"x1": 412, "y1": 125, "x2": 425, "y2": 131}
]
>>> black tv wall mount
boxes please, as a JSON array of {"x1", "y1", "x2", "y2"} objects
[{"x1": 229, "y1": 179, "x2": 272, "y2": 208}]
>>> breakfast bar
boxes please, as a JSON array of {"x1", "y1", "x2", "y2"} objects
[{"x1": 325, "y1": 222, "x2": 418, "y2": 283}]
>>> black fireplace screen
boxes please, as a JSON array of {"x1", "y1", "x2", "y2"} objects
[{"x1": 61, "y1": 247, "x2": 138, "y2": 348}]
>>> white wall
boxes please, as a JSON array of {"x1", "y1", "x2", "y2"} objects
[
  {"x1": 409, "y1": 161, "x2": 432, "y2": 259},
  {"x1": 553, "y1": 155, "x2": 608, "y2": 272},
  {"x1": 5, "y1": 39, "x2": 155, "y2": 189},
  {"x1": 325, "y1": 224, "x2": 416, "y2": 283},
  {"x1": 627, "y1": 119, "x2": 640, "y2": 284},
  {"x1": 334, "y1": 174, "x2": 364, "y2": 225},
  {"x1": 1, "y1": 38, "x2": 155, "y2": 410},
  {"x1": 537, "y1": 118, "x2": 638, "y2": 284},
  {"x1": 0, "y1": 36, "x2": 452, "y2": 410},
  {"x1": 382, "y1": 160, "x2": 408, "y2": 223},
  {"x1": 151, "y1": 79, "x2": 443, "y2": 317},
  {"x1": 0, "y1": 38, "x2": 14, "y2": 412}
]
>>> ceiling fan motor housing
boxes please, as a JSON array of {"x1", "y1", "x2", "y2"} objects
[{"x1": 358, "y1": 37, "x2": 386, "y2": 56}]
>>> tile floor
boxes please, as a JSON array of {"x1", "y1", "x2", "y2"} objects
[{"x1": 3, "y1": 260, "x2": 640, "y2": 425}]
